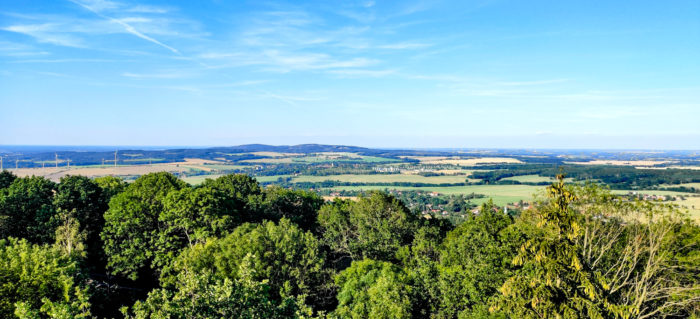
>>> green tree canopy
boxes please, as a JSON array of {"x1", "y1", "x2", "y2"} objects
[
  {"x1": 0, "y1": 237, "x2": 91, "y2": 318},
  {"x1": 126, "y1": 266, "x2": 304, "y2": 319},
  {"x1": 318, "y1": 192, "x2": 419, "y2": 262},
  {"x1": 101, "y1": 172, "x2": 187, "y2": 280},
  {"x1": 262, "y1": 186, "x2": 324, "y2": 231},
  {"x1": 201, "y1": 174, "x2": 263, "y2": 223},
  {"x1": 333, "y1": 259, "x2": 413, "y2": 319},
  {"x1": 155, "y1": 186, "x2": 235, "y2": 278},
  {"x1": 93, "y1": 175, "x2": 127, "y2": 202},
  {"x1": 494, "y1": 176, "x2": 626, "y2": 319},
  {"x1": 436, "y1": 201, "x2": 516, "y2": 318},
  {"x1": 53, "y1": 175, "x2": 108, "y2": 267},
  {"x1": 0, "y1": 176, "x2": 57, "y2": 243},
  {"x1": 174, "y1": 219, "x2": 328, "y2": 309},
  {"x1": 0, "y1": 170, "x2": 16, "y2": 189}
]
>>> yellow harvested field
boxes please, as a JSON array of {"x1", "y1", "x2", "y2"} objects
[
  {"x1": 565, "y1": 160, "x2": 674, "y2": 166},
  {"x1": 241, "y1": 157, "x2": 297, "y2": 164},
  {"x1": 403, "y1": 156, "x2": 522, "y2": 165},
  {"x1": 8, "y1": 158, "x2": 224, "y2": 182}
]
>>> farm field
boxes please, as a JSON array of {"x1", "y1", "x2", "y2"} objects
[
  {"x1": 8, "y1": 158, "x2": 225, "y2": 182},
  {"x1": 291, "y1": 173, "x2": 470, "y2": 184},
  {"x1": 255, "y1": 175, "x2": 293, "y2": 183},
  {"x1": 402, "y1": 156, "x2": 523, "y2": 165}
]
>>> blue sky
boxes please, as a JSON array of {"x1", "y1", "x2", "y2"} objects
[{"x1": 1, "y1": 0, "x2": 699, "y2": 149}]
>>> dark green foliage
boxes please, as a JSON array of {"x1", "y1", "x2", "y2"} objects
[
  {"x1": 262, "y1": 186, "x2": 324, "y2": 231},
  {"x1": 155, "y1": 186, "x2": 235, "y2": 278},
  {"x1": 398, "y1": 219, "x2": 453, "y2": 318},
  {"x1": 318, "y1": 191, "x2": 418, "y2": 262},
  {"x1": 333, "y1": 259, "x2": 413, "y2": 319},
  {"x1": 101, "y1": 172, "x2": 187, "y2": 280},
  {"x1": 54, "y1": 175, "x2": 108, "y2": 267},
  {"x1": 470, "y1": 164, "x2": 700, "y2": 189},
  {"x1": 126, "y1": 269, "x2": 303, "y2": 319},
  {"x1": 0, "y1": 176, "x2": 57, "y2": 243},
  {"x1": 201, "y1": 174, "x2": 263, "y2": 223},
  {"x1": 0, "y1": 237, "x2": 91, "y2": 318},
  {"x1": 436, "y1": 201, "x2": 516, "y2": 318},
  {"x1": 175, "y1": 219, "x2": 328, "y2": 309},
  {"x1": 93, "y1": 175, "x2": 127, "y2": 201},
  {"x1": 0, "y1": 170, "x2": 16, "y2": 189}
]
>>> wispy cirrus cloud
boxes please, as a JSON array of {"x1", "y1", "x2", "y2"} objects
[
  {"x1": 1, "y1": 0, "x2": 196, "y2": 55},
  {"x1": 193, "y1": 4, "x2": 433, "y2": 76},
  {"x1": 2, "y1": 23, "x2": 86, "y2": 47},
  {"x1": 68, "y1": 0, "x2": 180, "y2": 54},
  {"x1": 0, "y1": 41, "x2": 50, "y2": 57}
]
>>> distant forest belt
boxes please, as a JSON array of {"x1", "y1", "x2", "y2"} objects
[{"x1": 290, "y1": 174, "x2": 472, "y2": 184}]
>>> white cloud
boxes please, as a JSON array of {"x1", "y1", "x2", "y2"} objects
[
  {"x1": 69, "y1": 0, "x2": 180, "y2": 54},
  {"x1": 3, "y1": 23, "x2": 85, "y2": 47},
  {"x1": 126, "y1": 5, "x2": 171, "y2": 14}
]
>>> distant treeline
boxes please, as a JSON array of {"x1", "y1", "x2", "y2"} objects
[{"x1": 470, "y1": 164, "x2": 700, "y2": 190}]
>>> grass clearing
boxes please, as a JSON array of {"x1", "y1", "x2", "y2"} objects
[
  {"x1": 254, "y1": 175, "x2": 293, "y2": 183},
  {"x1": 501, "y1": 174, "x2": 555, "y2": 183},
  {"x1": 660, "y1": 183, "x2": 700, "y2": 189},
  {"x1": 181, "y1": 174, "x2": 224, "y2": 185}
]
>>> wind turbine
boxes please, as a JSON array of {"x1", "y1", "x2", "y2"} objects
[
  {"x1": 0, "y1": 155, "x2": 3, "y2": 170},
  {"x1": 114, "y1": 150, "x2": 118, "y2": 167},
  {"x1": 55, "y1": 153, "x2": 59, "y2": 168}
]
